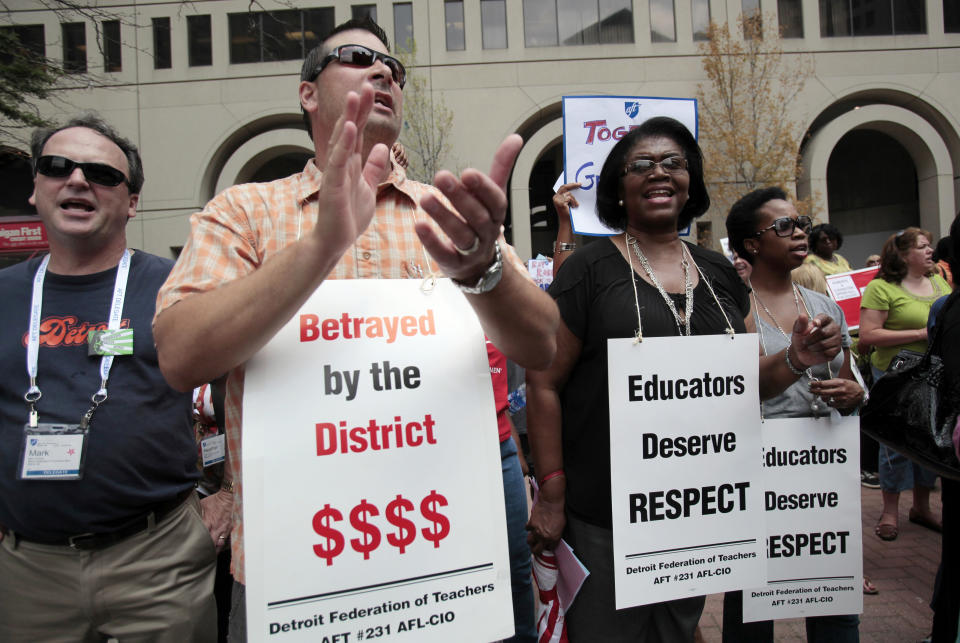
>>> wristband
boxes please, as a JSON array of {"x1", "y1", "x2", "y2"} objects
[
  {"x1": 784, "y1": 345, "x2": 806, "y2": 376},
  {"x1": 553, "y1": 241, "x2": 576, "y2": 253},
  {"x1": 539, "y1": 469, "x2": 565, "y2": 485}
]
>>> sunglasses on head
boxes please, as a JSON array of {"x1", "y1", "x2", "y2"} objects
[
  {"x1": 308, "y1": 44, "x2": 406, "y2": 89},
  {"x1": 622, "y1": 156, "x2": 688, "y2": 176},
  {"x1": 35, "y1": 155, "x2": 129, "y2": 188},
  {"x1": 754, "y1": 215, "x2": 813, "y2": 238}
]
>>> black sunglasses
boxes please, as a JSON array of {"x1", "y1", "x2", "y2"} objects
[
  {"x1": 35, "y1": 155, "x2": 129, "y2": 188},
  {"x1": 754, "y1": 215, "x2": 813, "y2": 238},
  {"x1": 308, "y1": 44, "x2": 406, "y2": 89},
  {"x1": 622, "y1": 156, "x2": 688, "y2": 176}
]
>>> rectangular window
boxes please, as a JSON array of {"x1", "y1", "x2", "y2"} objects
[
  {"x1": 352, "y1": 5, "x2": 377, "y2": 22},
  {"x1": 559, "y1": 0, "x2": 599, "y2": 45},
  {"x1": 481, "y1": 0, "x2": 508, "y2": 49},
  {"x1": 947, "y1": 0, "x2": 960, "y2": 32},
  {"x1": 692, "y1": 0, "x2": 711, "y2": 41},
  {"x1": 649, "y1": 0, "x2": 676, "y2": 42},
  {"x1": 187, "y1": 14, "x2": 212, "y2": 66},
  {"x1": 524, "y1": 0, "x2": 633, "y2": 47},
  {"x1": 62, "y1": 22, "x2": 86, "y2": 73},
  {"x1": 524, "y1": 0, "x2": 558, "y2": 46},
  {"x1": 820, "y1": 0, "x2": 925, "y2": 36},
  {"x1": 741, "y1": 0, "x2": 762, "y2": 37},
  {"x1": 892, "y1": 0, "x2": 925, "y2": 34},
  {"x1": 393, "y1": 3, "x2": 414, "y2": 52},
  {"x1": 103, "y1": 20, "x2": 121, "y2": 72},
  {"x1": 599, "y1": 0, "x2": 634, "y2": 44},
  {"x1": 445, "y1": 1, "x2": 466, "y2": 50},
  {"x1": 0, "y1": 24, "x2": 45, "y2": 65},
  {"x1": 229, "y1": 8, "x2": 334, "y2": 64},
  {"x1": 777, "y1": 0, "x2": 803, "y2": 37},
  {"x1": 152, "y1": 17, "x2": 171, "y2": 69}
]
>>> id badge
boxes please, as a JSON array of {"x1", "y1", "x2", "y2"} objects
[
  {"x1": 200, "y1": 433, "x2": 226, "y2": 467},
  {"x1": 88, "y1": 329, "x2": 134, "y2": 356},
  {"x1": 18, "y1": 423, "x2": 89, "y2": 480}
]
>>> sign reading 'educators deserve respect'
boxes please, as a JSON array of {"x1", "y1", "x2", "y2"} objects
[
  {"x1": 742, "y1": 416, "x2": 863, "y2": 622},
  {"x1": 242, "y1": 280, "x2": 513, "y2": 642},
  {"x1": 607, "y1": 334, "x2": 767, "y2": 608}
]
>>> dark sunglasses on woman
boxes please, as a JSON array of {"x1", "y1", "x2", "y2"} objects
[
  {"x1": 622, "y1": 156, "x2": 688, "y2": 176},
  {"x1": 35, "y1": 155, "x2": 130, "y2": 188},
  {"x1": 754, "y1": 215, "x2": 813, "y2": 237},
  {"x1": 307, "y1": 44, "x2": 406, "y2": 89}
]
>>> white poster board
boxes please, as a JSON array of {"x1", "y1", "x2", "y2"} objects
[
  {"x1": 242, "y1": 279, "x2": 513, "y2": 642},
  {"x1": 607, "y1": 334, "x2": 767, "y2": 608},
  {"x1": 561, "y1": 96, "x2": 697, "y2": 236},
  {"x1": 742, "y1": 416, "x2": 863, "y2": 622}
]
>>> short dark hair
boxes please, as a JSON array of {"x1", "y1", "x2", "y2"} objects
[
  {"x1": 595, "y1": 117, "x2": 709, "y2": 232},
  {"x1": 875, "y1": 226, "x2": 934, "y2": 283},
  {"x1": 299, "y1": 17, "x2": 392, "y2": 139},
  {"x1": 725, "y1": 186, "x2": 788, "y2": 264},
  {"x1": 30, "y1": 112, "x2": 144, "y2": 194},
  {"x1": 809, "y1": 223, "x2": 843, "y2": 252}
]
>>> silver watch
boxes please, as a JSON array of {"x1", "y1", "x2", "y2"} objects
[{"x1": 454, "y1": 242, "x2": 503, "y2": 295}]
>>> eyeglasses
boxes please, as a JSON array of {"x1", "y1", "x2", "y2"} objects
[
  {"x1": 622, "y1": 156, "x2": 688, "y2": 176},
  {"x1": 308, "y1": 44, "x2": 406, "y2": 89},
  {"x1": 35, "y1": 155, "x2": 129, "y2": 188},
  {"x1": 754, "y1": 215, "x2": 813, "y2": 238}
]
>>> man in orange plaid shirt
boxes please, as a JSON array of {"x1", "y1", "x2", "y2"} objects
[{"x1": 154, "y1": 16, "x2": 557, "y2": 642}]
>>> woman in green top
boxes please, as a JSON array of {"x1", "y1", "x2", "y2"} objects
[{"x1": 860, "y1": 227, "x2": 952, "y2": 541}]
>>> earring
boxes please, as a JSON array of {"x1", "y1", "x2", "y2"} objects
[
  {"x1": 618, "y1": 199, "x2": 623, "y2": 207},
  {"x1": 753, "y1": 249, "x2": 759, "y2": 254}
]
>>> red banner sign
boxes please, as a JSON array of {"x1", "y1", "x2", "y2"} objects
[
  {"x1": 0, "y1": 217, "x2": 47, "y2": 254},
  {"x1": 824, "y1": 267, "x2": 880, "y2": 331}
]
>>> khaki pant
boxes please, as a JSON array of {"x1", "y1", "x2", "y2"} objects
[{"x1": 0, "y1": 493, "x2": 217, "y2": 643}]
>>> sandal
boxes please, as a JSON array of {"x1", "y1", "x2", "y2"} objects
[
  {"x1": 875, "y1": 521, "x2": 898, "y2": 541},
  {"x1": 908, "y1": 508, "x2": 942, "y2": 533},
  {"x1": 863, "y1": 577, "x2": 879, "y2": 595}
]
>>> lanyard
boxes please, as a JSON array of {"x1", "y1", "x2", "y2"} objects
[{"x1": 25, "y1": 250, "x2": 132, "y2": 428}]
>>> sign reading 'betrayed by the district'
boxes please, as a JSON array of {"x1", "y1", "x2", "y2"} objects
[
  {"x1": 608, "y1": 334, "x2": 767, "y2": 608},
  {"x1": 742, "y1": 416, "x2": 863, "y2": 622},
  {"x1": 242, "y1": 279, "x2": 513, "y2": 642}
]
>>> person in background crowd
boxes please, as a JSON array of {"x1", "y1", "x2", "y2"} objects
[
  {"x1": 732, "y1": 250, "x2": 752, "y2": 285},
  {"x1": 791, "y1": 261, "x2": 829, "y2": 295},
  {"x1": 552, "y1": 181, "x2": 580, "y2": 277},
  {"x1": 928, "y1": 214, "x2": 960, "y2": 643},
  {"x1": 723, "y1": 186, "x2": 863, "y2": 642},
  {"x1": 805, "y1": 223, "x2": 852, "y2": 276},
  {"x1": 933, "y1": 230, "x2": 955, "y2": 289},
  {"x1": 525, "y1": 118, "x2": 841, "y2": 641},
  {"x1": 860, "y1": 227, "x2": 952, "y2": 541},
  {"x1": 865, "y1": 254, "x2": 881, "y2": 268},
  {"x1": 152, "y1": 17, "x2": 557, "y2": 642},
  {"x1": 0, "y1": 113, "x2": 216, "y2": 641}
]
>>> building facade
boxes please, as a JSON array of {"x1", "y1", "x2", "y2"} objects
[{"x1": 2, "y1": 0, "x2": 959, "y2": 265}]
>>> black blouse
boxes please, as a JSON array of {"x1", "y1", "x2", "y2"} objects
[{"x1": 548, "y1": 237, "x2": 750, "y2": 528}]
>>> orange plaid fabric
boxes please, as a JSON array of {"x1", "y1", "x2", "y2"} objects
[{"x1": 155, "y1": 159, "x2": 525, "y2": 584}]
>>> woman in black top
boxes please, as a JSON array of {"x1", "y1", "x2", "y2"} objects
[{"x1": 525, "y1": 118, "x2": 842, "y2": 641}]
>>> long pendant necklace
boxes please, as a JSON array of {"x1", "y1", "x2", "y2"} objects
[
  {"x1": 751, "y1": 283, "x2": 833, "y2": 415},
  {"x1": 626, "y1": 234, "x2": 693, "y2": 336}
]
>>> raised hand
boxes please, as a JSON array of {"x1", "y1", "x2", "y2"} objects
[{"x1": 416, "y1": 134, "x2": 524, "y2": 283}]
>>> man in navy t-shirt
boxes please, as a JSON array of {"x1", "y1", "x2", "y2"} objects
[{"x1": 0, "y1": 113, "x2": 217, "y2": 642}]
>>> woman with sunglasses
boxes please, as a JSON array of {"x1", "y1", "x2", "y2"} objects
[
  {"x1": 860, "y1": 227, "x2": 951, "y2": 541},
  {"x1": 525, "y1": 119, "x2": 840, "y2": 641},
  {"x1": 723, "y1": 187, "x2": 863, "y2": 642},
  {"x1": 805, "y1": 223, "x2": 852, "y2": 276}
]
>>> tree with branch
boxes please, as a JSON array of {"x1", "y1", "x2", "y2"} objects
[
  {"x1": 696, "y1": 13, "x2": 816, "y2": 223},
  {"x1": 395, "y1": 42, "x2": 457, "y2": 183}
]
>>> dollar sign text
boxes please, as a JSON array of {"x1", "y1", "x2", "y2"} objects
[
  {"x1": 350, "y1": 499, "x2": 381, "y2": 560},
  {"x1": 385, "y1": 494, "x2": 416, "y2": 554},
  {"x1": 311, "y1": 503, "x2": 344, "y2": 566},
  {"x1": 420, "y1": 490, "x2": 450, "y2": 548}
]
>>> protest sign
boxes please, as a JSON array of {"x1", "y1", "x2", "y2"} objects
[
  {"x1": 825, "y1": 267, "x2": 879, "y2": 330},
  {"x1": 742, "y1": 416, "x2": 863, "y2": 622},
  {"x1": 561, "y1": 96, "x2": 697, "y2": 236},
  {"x1": 607, "y1": 334, "x2": 766, "y2": 608},
  {"x1": 242, "y1": 279, "x2": 513, "y2": 642}
]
